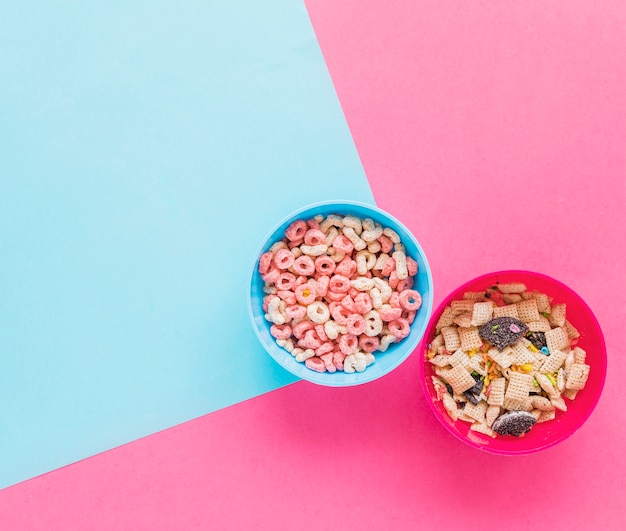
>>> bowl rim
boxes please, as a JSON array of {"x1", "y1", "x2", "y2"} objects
[
  {"x1": 247, "y1": 199, "x2": 434, "y2": 387},
  {"x1": 418, "y1": 269, "x2": 607, "y2": 455}
]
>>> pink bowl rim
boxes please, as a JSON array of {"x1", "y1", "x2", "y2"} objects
[{"x1": 418, "y1": 269, "x2": 607, "y2": 456}]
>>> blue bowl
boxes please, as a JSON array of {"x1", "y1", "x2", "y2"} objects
[{"x1": 248, "y1": 200, "x2": 433, "y2": 386}]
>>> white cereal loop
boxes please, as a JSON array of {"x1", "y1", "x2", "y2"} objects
[
  {"x1": 300, "y1": 244, "x2": 328, "y2": 256},
  {"x1": 393, "y1": 243, "x2": 405, "y2": 254},
  {"x1": 319, "y1": 214, "x2": 344, "y2": 233},
  {"x1": 373, "y1": 253, "x2": 390, "y2": 270},
  {"x1": 269, "y1": 241, "x2": 288, "y2": 253},
  {"x1": 276, "y1": 338, "x2": 295, "y2": 353},
  {"x1": 295, "y1": 348, "x2": 315, "y2": 363},
  {"x1": 382, "y1": 227, "x2": 401, "y2": 244},
  {"x1": 362, "y1": 217, "x2": 376, "y2": 231},
  {"x1": 355, "y1": 250, "x2": 376, "y2": 275},
  {"x1": 378, "y1": 333, "x2": 397, "y2": 352},
  {"x1": 290, "y1": 246, "x2": 303, "y2": 259},
  {"x1": 324, "y1": 319, "x2": 347, "y2": 340},
  {"x1": 324, "y1": 226, "x2": 339, "y2": 246},
  {"x1": 367, "y1": 240, "x2": 382, "y2": 254},
  {"x1": 342, "y1": 215, "x2": 363, "y2": 235},
  {"x1": 392, "y1": 250, "x2": 408, "y2": 280},
  {"x1": 266, "y1": 297, "x2": 286, "y2": 325},
  {"x1": 369, "y1": 287, "x2": 383, "y2": 308},
  {"x1": 372, "y1": 277, "x2": 392, "y2": 302},
  {"x1": 361, "y1": 225, "x2": 383, "y2": 243},
  {"x1": 363, "y1": 310, "x2": 383, "y2": 337},
  {"x1": 342, "y1": 226, "x2": 367, "y2": 251},
  {"x1": 351, "y1": 276, "x2": 375, "y2": 291},
  {"x1": 307, "y1": 301, "x2": 331, "y2": 324},
  {"x1": 329, "y1": 250, "x2": 346, "y2": 263}
]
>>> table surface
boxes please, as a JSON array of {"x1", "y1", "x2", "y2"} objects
[{"x1": 1, "y1": 0, "x2": 625, "y2": 529}]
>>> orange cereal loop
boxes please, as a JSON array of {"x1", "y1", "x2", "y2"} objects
[
  {"x1": 258, "y1": 252, "x2": 273, "y2": 275},
  {"x1": 292, "y1": 255, "x2": 315, "y2": 276},
  {"x1": 305, "y1": 356, "x2": 326, "y2": 373},
  {"x1": 285, "y1": 219, "x2": 307, "y2": 242},
  {"x1": 304, "y1": 228, "x2": 326, "y2": 246},
  {"x1": 314, "y1": 255, "x2": 336, "y2": 275},
  {"x1": 399, "y1": 289, "x2": 422, "y2": 311},
  {"x1": 295, "y1": 283, "x2": 316, "y2": 305}
]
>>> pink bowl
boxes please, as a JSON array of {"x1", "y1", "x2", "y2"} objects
[{"x1": 418, "y1": 270, "x2": 607, "y2": 455}]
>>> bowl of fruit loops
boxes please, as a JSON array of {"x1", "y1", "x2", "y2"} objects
[
  {"x1": 248, "y1": 200, "x2": 433, "y2": 386},
  {"x1": 419, "y1": 270, "x2": 606, "y2": 455}
]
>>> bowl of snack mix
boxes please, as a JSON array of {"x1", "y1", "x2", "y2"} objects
[
  {"x1": 249, "y1": 200, "x2": 433, "y2": 386},
  {"x1": 419, "y1": 270, "x2": 606, "y2": 455}
]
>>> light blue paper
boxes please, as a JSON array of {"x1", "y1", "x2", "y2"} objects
[{"x1": 0, "y1": 0, "x2": 373, "y2": 489}]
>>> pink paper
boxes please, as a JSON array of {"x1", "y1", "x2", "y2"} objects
[{"x1": 1, "y1": 0, "x2": 625, "y2": 528}]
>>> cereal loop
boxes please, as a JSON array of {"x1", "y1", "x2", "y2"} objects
[
  {"x1": 276, "y1": 272, "x2": 296, "y2": 291},
  {"x1": 329, "y1": 274, "x2": 351, "y2": 293},
  {"x1": 389, "y1": 318, "x2": 410, "y2": 339},
  {"x1": 270, "y1": 324, "x2": 292, "y2": 340},
  {"x1": 354, "y1": 292, "x2": 373, "y2": 314},
  {"x1": 285, "y1": 304, "x2": 307, "y2": 320},
  {"x1": 292, "y1": 320, "x2": 315, "y2": 339},
  {"x1": 339, "y1": 334, "x2": 358, "y2": 356},
  {"x1": 304, "y1": 229, "x2": 326, "y2": 246},
  {"x1": 293, "y1": 255, "x2": 315, "y2": 276},
  {"x1": 295, "y1": 283, "x2": 317, "y2": 305},
  {"x1": 274, "y1": 248, "x2": 295, "y2": 270},
  {"x1": 358, "y1": 335, "x2": 380, "y2": 353},
  {"x1": 399, "y1": 289, "x2": 422, "y2": 311},
  {"x1": 307, "y1": 301, "x2": 331, "y2": 324},
  {"x1": 259, "y1": 252, "x2": 273, "y2": 275},
  {"x1": 346, "y1": 313, "x2": 366, "y2": 335},
  {"x1": 305, "y1": 356, "x2": 326, "y2": 373},
  {"x1": 285, "y1": 219, "x2": 307, "y2": 242},
  {"x1": 314, "y1": 255, "x2": 336, "y2": 275}
]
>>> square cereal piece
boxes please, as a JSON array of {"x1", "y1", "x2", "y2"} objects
[
  {"x1": 563, "y1": 388, "x2": 578, "y2": 400},
  {"x1": 451, "y1": 299, "x2": 475, "y2": 316},
  {"x1": 441, "y1": 326, "x2": 461, "y2": 351},
  {"x1": 545, "y1": 326, "x2": 570, "y2": 353},
  {"x1": 447, "y1": 348, "x2": 472, "y2": 368},
  {"x1": 497, "y1": 282, "x2": 527, "y2": 294},
  {"x1": 429, "y1": 354, "x2": 454, "y2": 368},
  {"x1": 505, "y1": 372, "x2": 535, "y2": 402},
  {"x1": 573, "y1": 346, "x2": 587, "y2": 364},
  {"x1": 502, "y1": 293, "x2": 523, "y2": 304},
  {"x1": 511, "y1": 343, "x2": 538, "y2": 366},
  {"x1": 436, "y1": 306, "x2": 455, "y2": 330},
  {"x1": 526, "y1": 317, "x2": 552, "y2": 332},
  {"x1": 502, "y1": 396, "x2": 526, "y2": 411},
  {"x1": 534, "y1": 293, "x2": 552, "y2": 313},
  {"x1": 463, "y1": 291, "x2": 487, "y2": 301},
  {"x1": 442, "y1": 393, "x2": 459, "y2": 421},
  {"x1": 531, "y1": 395, "x2": 555, "y2": 411},
  {"x1": 486, "y1": 405, "x2": 501, "y2": 427},
  {"x1": 540, "y1": 349, "x2": 568, "y2": 375},
  {"x1": 492, "y1": 304, "x2": 520, "y2": 320},
  {"x1": 471, "y1": 301, "x2": 494, "y2": 326},
  {"x1": 515, "y1": 299, "x2": 542, "y2": 323},
  {"x1": 467, "y1": 354, "x2": 487, "y2": 375},
  {"x1": 464, "y1": 400, "x2": 488, "y2": 423},
  {"x1": 470, "y1": 421, "x2": 496, "y2": 438},
  {"x1": 549, "y1": 303, "x2": 567, "y2": 327},
  {"x1": 453, "y1": 312, "x2": 473, "y2": 328},
  {"x1": 441, "y1": 365, "x2": 478, "y2": 395},
  {"x1": 566, "y1": 363, "x2": 590, "y2": 390},
  {"x1": 563, "y1": 319, "x2": 580, "y2": 339},
  {"x1": 538, "y1": 409, "x2": 557, "y2": 423},
  {"x1": 459, "y1": 327, "x2": 483, "y2": 352},
  {"x1": 487, "y1": 377, "x2": 506, "y2": 406},
  {"x1": 430, "y1": 333, "x2": 445, "y2": 351},
  {"x1": 488, "y1": 347, "x2": 515, "y2": 369}
]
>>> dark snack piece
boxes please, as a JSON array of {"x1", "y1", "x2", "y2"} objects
[
  {"x1": 492, "y1": 410, "x2": 537, "y2": 437},
  {"x1": 479, "y1": 317, "x2": 529, "y2": 350},
  {"x1": 526, "y1": 331, "x2": 547, "y2": 351},
  {"x1": 464, "y1": 373, "x2": 484, "y2": 405}
]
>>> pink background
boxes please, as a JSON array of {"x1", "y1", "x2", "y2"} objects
[{"x1": 2, "y1": 0, "x2": 625, "y2": 529}]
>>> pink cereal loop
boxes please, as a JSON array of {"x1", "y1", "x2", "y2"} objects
[
  {"x1": 341, "y1": 294, "x2": 356, "y2": 312},
  {"x1": 270, "y1": 324, "x2": 292, "y2": 340},
  {"x1": 320, "y1": 352, "x2": 337, "y2": 373},
  {"x1": 315, "y1": 274, "x2": 330, "y2": 297},
  {"x1": 358, "y1": 335, "x2": 380, "y2": 353},
  {"x1": 295, "y1": 283, "x2": 317, "y2": 305},
  {"x1": 259, "y1": 252, "x2": 273, "y2": 275},
  {"x1": 306, "y1": 218, "x2": 321, "y2": 230},
  {"x1": 316, "y1": 342, "x2": 334, "y2": 357},
  {"x1": 276, "y1": 272, "x2": 296, "y2": 291},
  {"x1": 406, "y1": 256, "x2": 418, "y2": 277},
  {"x1": 261, "y1": 266, "x2": 281, "y2": 284},
  {"x1": 314, "y1": 255, "x2": 336, "y2": 275},
  {"x1": 335, "y1": 256, "x2": 357, "y2": 278},
  {"x1": 299, "y1": 329, "x2": 322, "y2": 350},
  {"x1": 304, "y1": 228, "x2": 326, "y2": 246},
  {"x1": 381, "y1": 256, "x2": 396, "y2": 277},
  {"x1": 346, "y1": 313, "x2": 366, "y2": 335},
  {"x1": 388, "y1": 291, "x2": 401, "y2": 308},
  {"x1": 285, "y1": 219, "x2": 307, "y2": 242},
  {"x1": 305, "y1": 356, "x2": 326, "y2": 373},
  {"x1": 285, "y1": 304, "x2": 306, "y2": 320},
  {"x1": 293, "y1": 255, "x2": 315, "y2": 276},
  {"x1": 354, "y1": 292, "x2": 372, "y2": 314},
  {"x1": 377, "y1": 234, "x2": 393, "y2": 254},
  {"x1": 288, "y1": 239, "x2": 303, "y2": 249},
  {"x1": 399, "y1": 289, "x2": 422, "y2": 311},
  {"x1": 401, "y1": 309, "x2": 416, "y2": 324},
  {"x1": 292, "y1": 320, "x2": 316, "y2": 339},
  {"x1": 315, "y1": 324, "x2": 328, "y2": 342},
  {"x1": 294, "y1": 275, "x2": 308, "y2": 288},
  {"x1": 262, "y1": 293, "x2": 278, "y2": 313},
  {"x1": 389, "y1": 318, "x2": 410, "y2": 339},
  {"x1": 329, "y1": 274, "x2": 351, "y2": 293},
  {"x1": 339, "y1": 334, "x2": 358, "y2": 356},
  {"x1": 333, "y1": 351, "x2": 346, "y2": 371},
  {"x1": 397, "y1": 276, "x2": 414, "y2": 292},
  {"x1": 379, "y1": 304, "x2": 402, "y2": 322},
  {"x1": 325, "y1": 290, "x2": 345, "y2": 302},
  {"x1": 277, "y1": 290, "x2": 297, "y2": 306},
  {"x1": 274, "y1": 248, "x2": 295, "y2": 270},
  {"x1": 332, "y1": 234, "x2": 354, "y2": 255},
  {"x1": 330, "y1": 303, "x2": 351, "y2": 325},
  {"x1": 388, "y1": 270, "x2": 399, "y2": 289}
]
